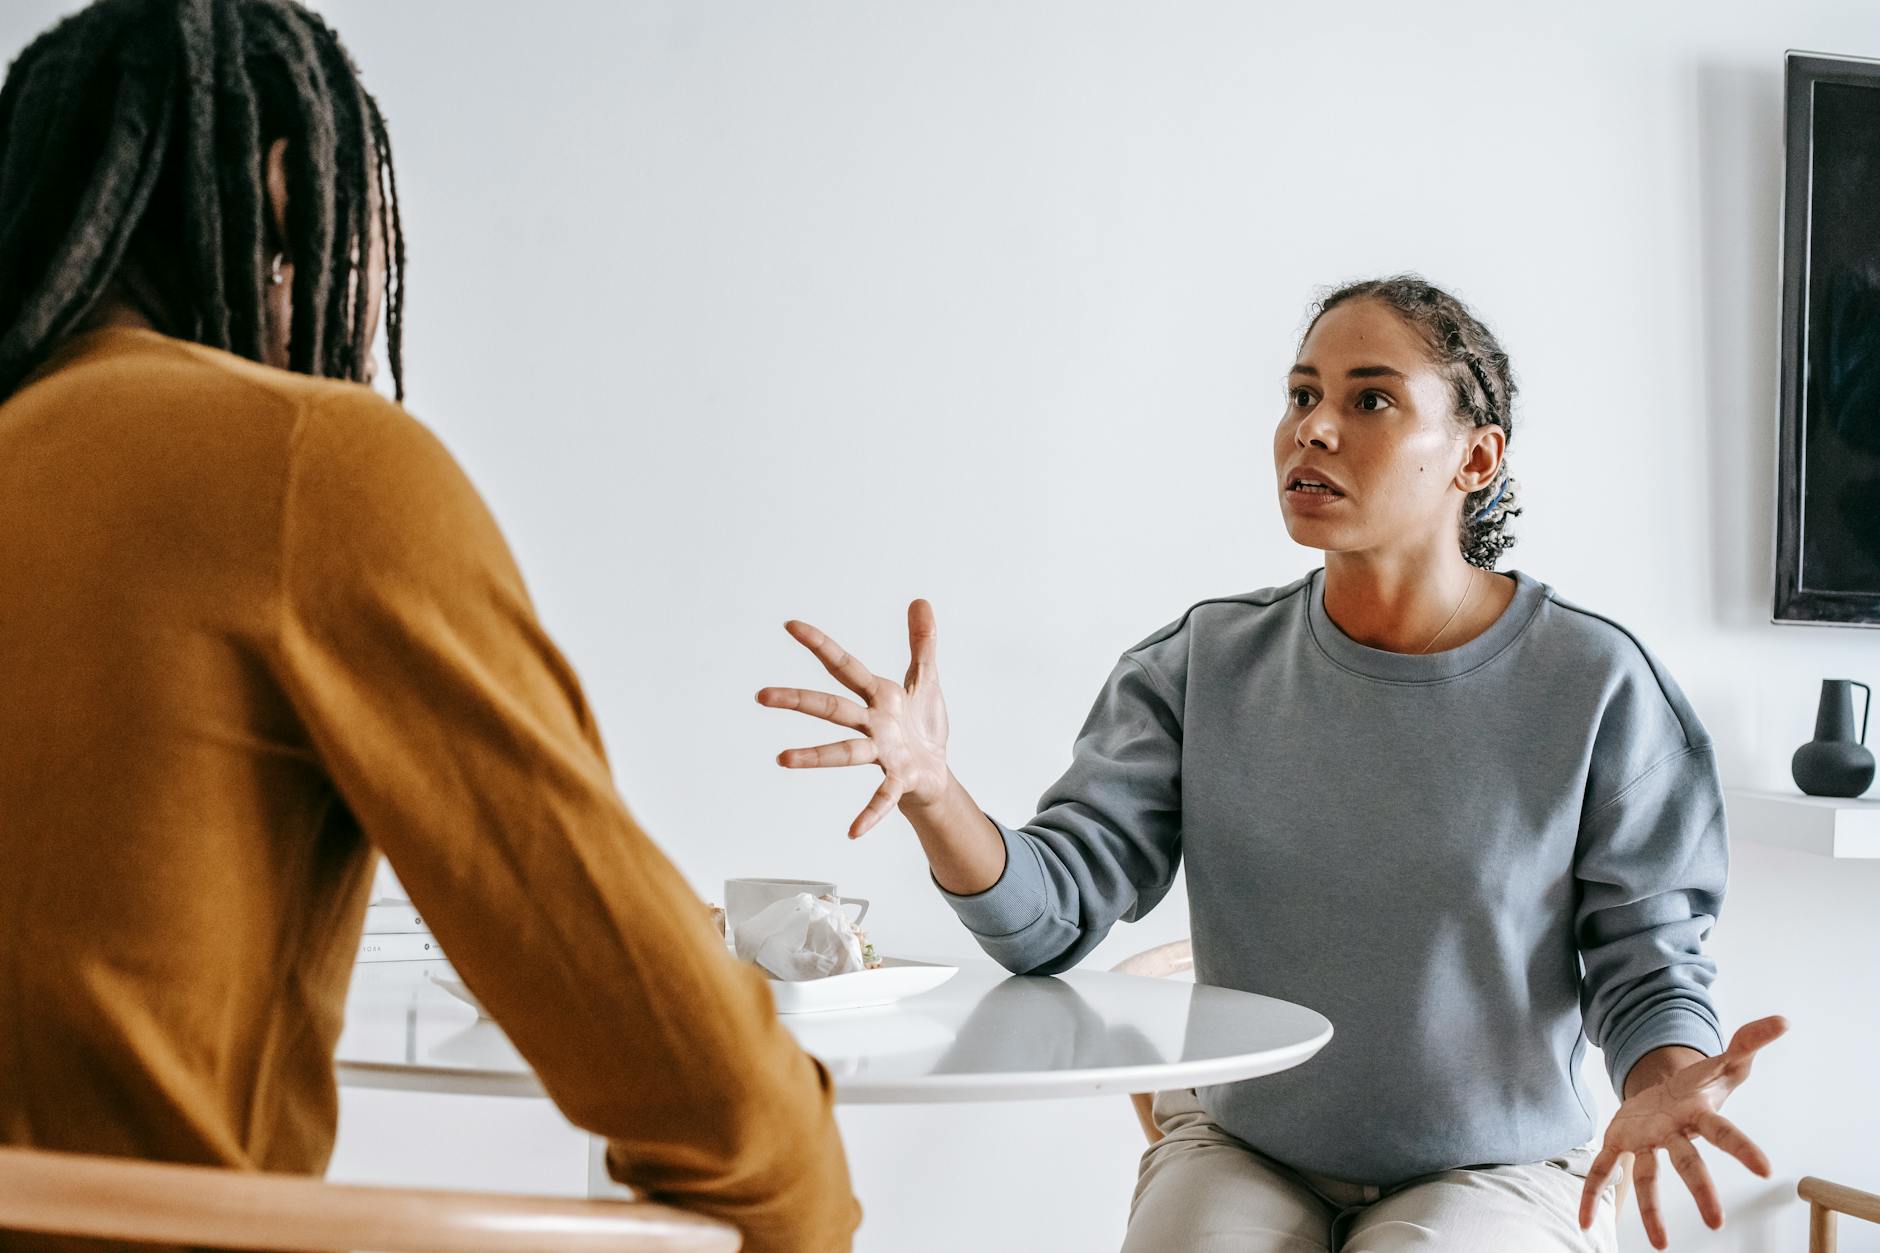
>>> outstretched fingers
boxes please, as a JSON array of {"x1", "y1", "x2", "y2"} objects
[
  {"x1": 849, "y1": 779, "x2": 902, "y2": 840},
  {"x1": 1635, "y1": 1149, "x2": 1668, "y2": 1250},
  {"x1": 778, "y1": 740, "x2": 879, "y2": 770},
  {"x1": 785, "y1": 620, "x2": 879, "y2": 699},
  {"x1": 1697, "y1": 1111, "x2": 1770, "y2": 1178},
  {"x1": 1725, "y1": 1015, "x2": 1789, "y2": 1060},
  {"x1": 905, "y1": 598, "x2": 939, "y2": 687},
  {"x1": 1580, "y1": 1146, "x2": 1625, "y2": 1229},
  {"x1": 756, "y1": 686, "x2": 870, "y2": 732},
  {"x1": 1665, "y1": 1134, "x2": 1722, "y2": 1230}
]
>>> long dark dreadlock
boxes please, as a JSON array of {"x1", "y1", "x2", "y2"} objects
[{"x1": 0, "y1": 0, "x2": 405, "y2": 401}]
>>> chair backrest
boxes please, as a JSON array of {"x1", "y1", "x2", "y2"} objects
[
  {"x1": 1800, "y1": 1175, "x2": 1880, "y2": 1253},
  {"x1": 1109, "y1": 938, "x2": 1194, "y2": 983},
  {"x1": 1110, "y1": 938, "x2": 1194, "y2": 1144},
  {"x1": 0, "y1": 1145, "x2": 741, "y2": 1252}
]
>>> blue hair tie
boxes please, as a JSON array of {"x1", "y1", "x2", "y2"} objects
[{"x1": 1471, "y1": 478, "x2": 1508, "y2": 522}]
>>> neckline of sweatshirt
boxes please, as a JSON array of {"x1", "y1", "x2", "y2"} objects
[{"x1": 1302, "y1": 566, "x2": 1549, "y2": 685}]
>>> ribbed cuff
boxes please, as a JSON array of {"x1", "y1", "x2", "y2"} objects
[
  {"x1": 1606, "y1": 1004, "x2": 1725, "y2": 1097},
  {"x1": 933, "y1": 820, "x2": 1051, "y2": 938}
]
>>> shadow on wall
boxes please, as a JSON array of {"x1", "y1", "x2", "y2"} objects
[
  {"x1": 1693, "y1": 59, "x2": 1783, "y2": 635},
  {"x1": 1727, "y1": 1177, "x2": 1818, "y2": 1252}
]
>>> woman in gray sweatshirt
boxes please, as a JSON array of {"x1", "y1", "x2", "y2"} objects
[{"x1": 759, "y1": 275, "x2": 1785, "y2": 1252}]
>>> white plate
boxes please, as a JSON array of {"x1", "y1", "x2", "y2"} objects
[{"x1": 766, "y1": 957, "x2": 958, "y2": 1014}]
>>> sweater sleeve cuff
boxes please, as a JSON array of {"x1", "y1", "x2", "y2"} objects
[
  {"x1": 933, "y1": 820, "x2": 1052, "y2": 938},
  {"x1": 1605, "y1": 1005, "x2": 1725, "y2": 1097}
]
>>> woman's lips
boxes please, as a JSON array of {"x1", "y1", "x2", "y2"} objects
[{"x1": 1284, "y1": 485, "x2": 1346, "y2": 507}]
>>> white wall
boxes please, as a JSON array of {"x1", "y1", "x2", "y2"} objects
[{"x1": 8, "y1": 1, "x2": 1880, "y2": 1248}]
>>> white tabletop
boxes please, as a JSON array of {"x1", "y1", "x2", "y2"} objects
[{"x1": 336, "y1": 957, "x2": 1332, "y2": 1104}]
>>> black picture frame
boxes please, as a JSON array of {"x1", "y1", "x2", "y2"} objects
[{"x1": 1776, "y1": 51, "x2": 1880, "y2": 627}]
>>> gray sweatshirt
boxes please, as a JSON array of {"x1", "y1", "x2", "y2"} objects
[{"x1": 940, "y1": 568, "x2": 1726, "y2": 1186}]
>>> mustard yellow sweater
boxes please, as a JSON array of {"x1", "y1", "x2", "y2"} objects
[{"x1": 0, "y1": 327, "x2": 858, "y2": 1251}]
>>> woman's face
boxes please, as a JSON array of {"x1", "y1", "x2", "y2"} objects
[{"x1": 1273, "y1": 298, "x2": 1492, "y2": 558}]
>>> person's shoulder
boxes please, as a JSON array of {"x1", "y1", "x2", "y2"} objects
[
  {"x1": 1528, "y1": 577, "x2": 1665, "y2": 674},
  {"x1": 286, "y1": 374, "x2": 460, "y2": 492},
  {"x1": 1123, "y1": 571, "x2": 1315, "y2": 659},
  {"x1": 289, "y1": 371, "x2": 433, "y2": 446},
  {"x1": 147, "y1": 341, "x2": 469, "y2": 522},
  {"x1": 1526, "y1": 575, "x2": 1709, "y2": 750},
  {"x1": 20, "y1": 327, "x2": 302, "y2": 428},
  {"x1": 281, "y1": 380, "x2": 498, "y2": 574},
  {"x1": 93, "y1": 327, "x2": 420, "y2": 439},
  {"x1": 37, "y1": 328, "x2": 429, "y2": 451}
]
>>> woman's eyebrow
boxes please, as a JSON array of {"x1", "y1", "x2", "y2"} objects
[{"x1": 1287, "y1": 364, "x2": 1406, "y2": 380}]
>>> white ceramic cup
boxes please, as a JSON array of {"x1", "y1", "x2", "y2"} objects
[{"x1": 723, "y1": 877, "x2": 870, "y2": 942}]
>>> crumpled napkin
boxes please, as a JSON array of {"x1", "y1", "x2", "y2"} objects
[{"x1": 735, "y1": 892, "x2": 867, "y2": 981}]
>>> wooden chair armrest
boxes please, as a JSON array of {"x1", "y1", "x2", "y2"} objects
[
  {"x1": 1129, "y1": 1093, "x2": 1162, "y2": 1145},
  {"x1": 0, "y1": 1146, "x2": 739, "y2": 1252},
  {"x1": 1800, "y1": 1175, "x2": 1880, "y2": 1224}
]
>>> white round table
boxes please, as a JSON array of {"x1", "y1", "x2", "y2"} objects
[
  {"x1": 336, "y1": 956, "x2": 1332, "y2": 1195},
  {"x1": 338, "y1": 956, "x2": 1329, "y2": 1101}
]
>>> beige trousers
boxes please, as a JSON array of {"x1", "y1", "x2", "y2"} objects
[{"x1": 1121, "y1": 1089, "x2": 1618, "y2": 1253}]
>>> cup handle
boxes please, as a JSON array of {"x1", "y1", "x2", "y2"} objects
[
  {"x1": 1855, "y1": 681, "x2": 1872, "y2": 746},
  {"x1": 840, "y1": 896, "x2": 870, "y2": 926}
]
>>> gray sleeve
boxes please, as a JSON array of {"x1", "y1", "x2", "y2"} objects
[
  {"x1": 937, "y1": 654, "x2": 1183, "y2": 976},
  {"x1": 1574, "y1": 742, "x2": 1728, "y2": 1096}
]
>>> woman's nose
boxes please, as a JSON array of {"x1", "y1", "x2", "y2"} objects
[{"x1": 1296, "y1": 410, "x2": 1338, "y2": 450}]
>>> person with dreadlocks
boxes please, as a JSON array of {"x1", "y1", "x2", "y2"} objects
[
  {"x1": 0, "y1": 2, "x2": 859, "y2": 1249},
  {"x1": 759, "y1": 275, "x2": 1787, "y2": 1252}
]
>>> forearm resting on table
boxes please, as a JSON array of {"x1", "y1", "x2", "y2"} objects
[
  {"x1": 1623, "y1": 1044, "x2": 1707, "y2": 1099},
  {"x1": 901, "y1": 772, "x2": 1006, "y2": 896}
]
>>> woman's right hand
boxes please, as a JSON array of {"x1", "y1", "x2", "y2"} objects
[{"x1": 757, "y1": 599, "x2": 952, "y2": 839}]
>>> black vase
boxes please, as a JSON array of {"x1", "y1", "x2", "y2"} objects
[{"x1": 1791, "y1": 678, "x2": 1875, "y2": 798}]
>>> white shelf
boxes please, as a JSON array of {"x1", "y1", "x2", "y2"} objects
[{"x1": 1725, "y1": 788, "x2": 1880, "y2": 859}]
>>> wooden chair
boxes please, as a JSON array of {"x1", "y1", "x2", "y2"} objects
[
  {"x1": 0, "y1": 1145, "x2": 740, "y2": 1252},
  {"x1": 1799, "y1": 1175, "x2": 1880, "y2": 1252},
  {"x1": 1107, "y1": 938, "x2": 1632, "y2": 1220},
  {"x1": 1109, "y1": 938, "x2": 1195, "y2": 1144}
]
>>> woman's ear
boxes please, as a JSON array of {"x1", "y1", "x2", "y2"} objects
[
  {"x1": 1454, "y1": 424, "x2": 1506, "y2": 494},
  {"x1": 264, "y1": 137, "x2": 290, "y2": 251}
]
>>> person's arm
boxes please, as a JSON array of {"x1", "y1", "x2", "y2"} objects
[
  {"x1": 1573, "y1": 740, "x2": 1728, "y2": 1095},
  {"x1": 901, "y1": 771, "x2": 1007, "y2": 897},
  {"x1": 275, "y1": 390, "x2": 857, "y2": 1253},
  {"x1": 931, "y1": 654, "x2": 1183, "y2": 975},
  {"x1": 760, "y1": 607, "x2": 1183, "y2": 976}
]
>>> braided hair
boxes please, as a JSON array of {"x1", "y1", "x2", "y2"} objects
[
  {"x1": 0, "y1": 0, "x2": 405, "y2": 401},
  {"x1": 1305, "y1": 275, "x2": 1522, "y2": 569}
]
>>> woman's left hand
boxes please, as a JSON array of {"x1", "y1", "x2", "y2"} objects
[{"x1": 1578, "y1": 1015, "x2": 1788, "y2": 1249}]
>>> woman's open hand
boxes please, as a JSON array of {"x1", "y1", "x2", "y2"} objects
[
  {"x1": 1578, "y1": 1015, "x2": 1788, "y2": 1249},
  {"x1": 757, "y1": 599, "x2": 950, "y2": 839}
]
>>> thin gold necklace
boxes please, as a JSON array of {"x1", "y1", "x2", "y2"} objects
[{"x1": 1419, "y1": 568, "x2": 1478, "y2": 654}]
